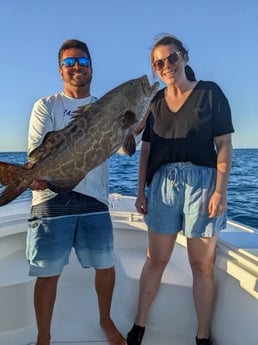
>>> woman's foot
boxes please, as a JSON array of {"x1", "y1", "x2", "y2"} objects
[
  {"x1": 196, "y1": 335, "x2": 213, "y2": 345},
  {"x1": 127, "y1": 324, "x2": 145, "y2": 345}
]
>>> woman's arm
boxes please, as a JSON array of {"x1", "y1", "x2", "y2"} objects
[
  {"x1": 135, "y1": 141, "x2": 150, "y2": 214},
  {"x1": 208, "y1": 133, "x2": 232, "y2": 218}
]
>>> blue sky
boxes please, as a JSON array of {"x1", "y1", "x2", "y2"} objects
[{"x1": 0, "y1": 0, "x2": 257, "y2": 151}]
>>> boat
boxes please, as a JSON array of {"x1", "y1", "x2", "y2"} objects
[{"x1": 0, "y1": 193, "x2": 257, "y2": 345}]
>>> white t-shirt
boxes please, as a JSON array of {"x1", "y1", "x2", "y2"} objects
[{"x1": 28, "y1": 92, "x2": 109, "y2": 206}]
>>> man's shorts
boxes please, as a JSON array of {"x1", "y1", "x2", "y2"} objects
[
  {"x1": 144, "y1": 162, "x2": 227, "y2": 238},
  {"x1": 26, "y1": 192, "x2": 114, "y2": 277}
]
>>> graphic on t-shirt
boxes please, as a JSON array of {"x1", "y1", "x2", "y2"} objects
[{"x1": 64, "y1": 109, "x2": 74, "y2": 123}]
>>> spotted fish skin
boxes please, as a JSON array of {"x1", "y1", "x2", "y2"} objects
[{"x1": 0, "y1": 75, "x2": 159, "y2": 206}]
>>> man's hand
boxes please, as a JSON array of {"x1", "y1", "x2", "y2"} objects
[{"x1": 23, "y1": 162, "x2": 48, "y2": 190}]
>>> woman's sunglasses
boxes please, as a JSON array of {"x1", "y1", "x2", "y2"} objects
[
  {"x1": 62, "y1": 56, "x2": 91, "y2": 67},
  {"x1": 152, "y1": 51, "x2": 181, "y2": 71}
]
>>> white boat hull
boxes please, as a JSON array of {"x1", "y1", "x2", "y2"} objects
[{"x1": 0, "y1": 194, "x2": 257, "y2": 345}]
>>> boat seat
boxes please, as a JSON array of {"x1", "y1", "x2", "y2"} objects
[
  {"x1": 114, "y1": 244, "x2": 196, "y2": 334},
  {"x1": 0, "y1": 249, "x2": 34, "y2": 286},
  {"x1": 115, "y1": 247, "x2": 192, "y2": 286},
  {"x1": 0, "y1": 249, "x2": 35, "y2": 333}
]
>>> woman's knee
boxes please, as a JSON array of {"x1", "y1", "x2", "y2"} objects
[
  {"x1": 147, "y1": 254, "x2": 170, "y2": 270},
  {"x1": 190, "y1": 260, "x2": 214, "y2": 277}
]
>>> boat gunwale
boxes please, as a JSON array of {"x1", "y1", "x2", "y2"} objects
[{"x1": 0, "y1": 199, "x2": 257, "y2": 298}]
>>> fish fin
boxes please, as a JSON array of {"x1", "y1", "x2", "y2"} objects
[
  {"x1": 47, "y1": 177, "x2": 82, "y2": 193},
  {"x1": 0, "y1": 162, "x2": 30, "y2": 206},
  {"x1": 29, "y1": 130, "x2": 66, "y2": 163},
  {"x1": 120, "y1": 111, "x2": 137, "y2": 129},
  {"x1": 74, "y1": 102, "x2": 95, "y2": 115},
  {"x1": 29, "y1": 107, "x2": 94, "y2": 163},
  {"x1": 120, "y1": 134, "x2": 136, "y2": 156}
]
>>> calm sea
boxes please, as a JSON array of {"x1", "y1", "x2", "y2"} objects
[{"x1": 0, "y1": 149, "x2": 257, "y2": 230}]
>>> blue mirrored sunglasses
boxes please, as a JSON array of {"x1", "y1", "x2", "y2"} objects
[{"x1": 62, "y1": 56, "x2": 91, "y2": 67}]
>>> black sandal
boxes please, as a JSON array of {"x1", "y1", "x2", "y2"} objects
[{"x1": 127, "y1": 324, "x2": 145, "y2": 345}]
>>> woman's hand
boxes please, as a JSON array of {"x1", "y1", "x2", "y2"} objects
[
  {"x1": 135, "y1": 193, "x2": 147, "y2": 214},
  {"x1": 208, "y1": 191, "x2": 227, "y2": 218}
]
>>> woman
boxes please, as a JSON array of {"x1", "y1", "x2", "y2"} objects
[{"x1": 127, "y1": 35, "x2": 234, "y2": 345}]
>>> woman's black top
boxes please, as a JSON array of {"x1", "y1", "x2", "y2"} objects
[{"x1": 142, "y1": 80, "x2": 234, "y2": 185}]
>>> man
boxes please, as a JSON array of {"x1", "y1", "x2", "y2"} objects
[{"x1": 26, "y1": 39, "x2": 125, "y2": 345}]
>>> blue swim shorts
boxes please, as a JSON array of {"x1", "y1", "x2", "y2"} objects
[
  {"x1": 144, "y1": 162, "x2": 227, "y2": 238},
  {"x1": 26, "y1": 192, "x2": 114, "y2": 277}
]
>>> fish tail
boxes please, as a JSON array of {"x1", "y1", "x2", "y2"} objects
[{"x1": 0, "y1": 162, "x2": 31, "y2": 206}]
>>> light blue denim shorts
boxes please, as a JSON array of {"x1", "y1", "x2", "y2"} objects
[
  {"x1": 26, "y1": 192, "x2": 114, "y2": 277},
  {"x1": 144, "y1": 162, "x2": 227, "y2": 238}
]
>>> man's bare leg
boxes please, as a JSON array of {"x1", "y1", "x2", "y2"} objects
[
  {"x1": 95, "y1": 267, "x2": 125, "y2": 345},
  {"x1": 34, "y1": 275, "x2": 59, "y2": 345}
]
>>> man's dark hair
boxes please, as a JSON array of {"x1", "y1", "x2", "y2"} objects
[{"x1": 58, "y1": 39, "x2": 92, "y2": 67}]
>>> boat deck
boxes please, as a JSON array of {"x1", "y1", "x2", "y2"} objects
[{"x1": 0, "y1": 196, "x2": 258, "y2": 345}]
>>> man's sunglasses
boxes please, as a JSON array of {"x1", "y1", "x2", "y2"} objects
[
  {"x1": 152, "y1": 51, "x2": 181, "y2": 71},
  {"x1": 62, "y1": 56, "x2": 91, "y2": 67}
]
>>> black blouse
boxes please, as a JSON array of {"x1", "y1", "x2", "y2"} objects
[{"x1": 142, "y1": 80, "x2": 234, "y2": 185}]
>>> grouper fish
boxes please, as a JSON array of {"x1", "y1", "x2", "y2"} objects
[{"x1": 0, "y1": 75, "x2": 159, "y2": 206}]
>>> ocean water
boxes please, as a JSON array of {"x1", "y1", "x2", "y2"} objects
[{"x1": 0, "y1": 149, "x2": 257, "y2": 230}]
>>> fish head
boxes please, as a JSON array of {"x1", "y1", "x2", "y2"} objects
[
  {"x1": 118, "y1": 75, "x2": 159, "y2": 124},
  {"x1": 111, "y1": 75, "x2": 159, "y2": 137},
  {"x1": 109, "y1": 75, "x2": 159, "y2": 155}
]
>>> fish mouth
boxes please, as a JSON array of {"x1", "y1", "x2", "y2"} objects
[{"x1": 141, "y1": 75, "x2": 159, "y2": 97}]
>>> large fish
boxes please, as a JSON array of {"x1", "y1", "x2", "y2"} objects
[{"x1": 0, "y1": 75, "x2": 159, "y2": 206}]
